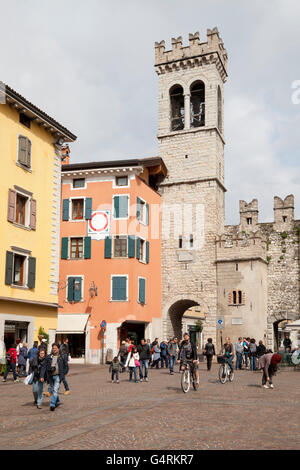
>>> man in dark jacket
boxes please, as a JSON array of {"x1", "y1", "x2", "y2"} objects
[
  {"x1": 178, "y1": 333, "x2": 199, "y2": 388},
  {"x1": 59, "y1": 338, "x2": 70, "y2": 395},
  {"x1": 45, "y1": 343, "x2": 68, "y2": 411},
  {"x1": 137, "y1": 339, "x2": 150, "y2": 382}
]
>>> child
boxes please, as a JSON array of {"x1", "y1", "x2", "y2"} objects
[
  {"x1": 109, "y1": 356, "x2": 121, "y2": 383},
  {"x1": 125, "y1": 347, "x2": 140, "y2": 383}
]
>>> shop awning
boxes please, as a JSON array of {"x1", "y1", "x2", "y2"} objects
[{"x1": 56, "y1": 314, "x2": 89, "y2": 334}]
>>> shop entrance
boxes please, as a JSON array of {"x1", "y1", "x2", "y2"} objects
[
  {"x1": 4, "y1": 321, "x2": 28, "y2": 349},
  {"x1": 119, "y1": 322, "x2": 145, "y2": 346},
  {"x1": 56, "y1": 334, "x2": 85, "y2": 358}
]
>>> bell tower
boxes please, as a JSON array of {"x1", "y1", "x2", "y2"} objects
[{"x1": 155, "y1": 28, "x2": 228, "y2": 341}]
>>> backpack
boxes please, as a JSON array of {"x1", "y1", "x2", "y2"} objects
[{"x1": 6, "y1": 351, "x2": 11, "y2": 362}]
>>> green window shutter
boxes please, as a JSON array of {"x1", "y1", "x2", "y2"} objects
[
  {"x1": 26, "y1": 139, "x2": 32, "y2": 168},
  {"x1": 67, "y1": 277, "x2": 75, "y2": 302},
  {"x1": 128, "y1": 235, "x2": 135, "y2": 258},
  {"x1": 114, "y1": 196, "x2": 120, "y2": 218},
  {"x1": 136, "y1": 197, "x2": 141, "y2": 221},
  {"x1": 5, "y1": 251, "x2": 14, "y2": 285},
  {"x1": 112, "y1": 276, "x2": 127, "y2": 301},
  {"x1": 62, "y1": 199, "x2": 69, "y2": 221},
  {"x1": 139, "y1": 278, "x2": 146, "y2": 304},
  {"x1": 27, "y1": 257, "x2": 36, "y2": 289},
  {"x1": 119, "y1": 195, "x2": 128, "y2": 218},
  {"x1": 85, "y1": 198, "x2": 92, "y2": 220},
  {"x1": 74, "y1": 277, "x2": 82, "y2": 302},
  {"x1": 18, "y1": 136, "x2": 27, "y2": 165},
  {"x1": 146, "y1": 241, "x2": 150, "y2": 264},
  {"x1": 104, "y1": 236, "x2": 112, "y2": 258},
  {"x1": 61, "y1": 238, "x2": 69, "y2": 259},
  {"x1": 84, "y1": 237, "x2": 91, "y2": 259},
  {"x1": 136, "y1": 237, "x2": 141, "y2": 260},
  {"x1": 146, "y1": 203, "x2": 149, "y2": 225}
]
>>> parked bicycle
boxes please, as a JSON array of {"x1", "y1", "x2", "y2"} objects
[
  {"x1": 180, "y1": 360, "x2": 199, "y2": 393},
  {"x1": 217, "y1": 355, "x2": 234, "y2": 384}
]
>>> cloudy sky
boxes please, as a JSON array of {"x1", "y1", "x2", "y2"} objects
[{"x1": 1, "y1": 0, "x2": 300, "y2": 224}]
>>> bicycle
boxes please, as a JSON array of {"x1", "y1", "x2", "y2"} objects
[
  {"x1": 180, "y1": 360, "x2": 199, "y2": 393},
  {"x1": 217, "y1": 355, "x2": 234, "y2": 384}
]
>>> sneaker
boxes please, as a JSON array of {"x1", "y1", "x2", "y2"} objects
[
  {"x1": 140, "y1": 378, "x2": 144, "y2": 382},
  {"x1": 269, "y1": 384, "x2": 274, "y2": 389},
  {"x1": 263, "y1": 384, "x2": 269, "y2": 389},
  {"x1": 112, "y1": 380, "x2": 114, "y2": 383},
  {"x1": 50, "y1": 406, "x2": 55, "y2": 411},
  {"x1": 64, "y1": 390, "x2": 70, "y2": 395},
  {"x1": 37, "y1": 405, "x2": 42, "y2": 409},
  {"x1": 116, "y1": 380, "x2": 119, "y2": 384},
  {"x1": 2, "y1": 379, "x2": 6, "y2": 382},
  {"x1": 135, "y1": 380, "x2": 139, "y2": 383},
  {"x1": 145, "y1": 377, "x2": 149, "y2": 382},
  {"x1": 14, "y1": 379, "x2": 20, "y2": 383}
]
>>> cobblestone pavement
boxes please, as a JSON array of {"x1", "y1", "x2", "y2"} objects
[{"x1": 0, "y1": 363, "x2": 299, "y2": 450}]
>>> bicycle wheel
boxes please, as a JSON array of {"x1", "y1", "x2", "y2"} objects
[
  {"x1": 229, "y1": 368, "x2": 234, "y2": 382},
  {"x1": 219, "y1": 364, "x2": 227, "y2": 384},
  {"x1": 181, "y1": 368, "x2": 190, "y2": 393}
]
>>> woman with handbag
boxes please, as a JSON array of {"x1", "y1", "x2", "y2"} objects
[
  {"x1": 31, "y1": 348, "x2": 47, "y2": 409},
  {"x1": 125, "y1": 346, "x2": 140, "y2": 383}
]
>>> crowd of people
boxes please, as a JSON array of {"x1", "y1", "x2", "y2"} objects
[{"x1": 0, "y1": 336, "x2": 71, "y2": 411}]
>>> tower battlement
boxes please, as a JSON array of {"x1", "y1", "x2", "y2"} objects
[{"x1": 155, "y1": 28, "x2": 228, "y2": 81}]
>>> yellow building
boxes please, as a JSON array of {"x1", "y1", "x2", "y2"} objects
[{"x1": 0, "y1": 82, "x2": 76, "y2": 350}]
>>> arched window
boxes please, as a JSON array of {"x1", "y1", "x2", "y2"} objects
[
  {"x1": 170, "y1": 85, "x2": 184, "y2": 131},
  {"x1": 190, "y1": 81, "x2": 205, "y2": 128},
  {"x1": 218, "y1": 86, "x2": 222, "y2": 132}
]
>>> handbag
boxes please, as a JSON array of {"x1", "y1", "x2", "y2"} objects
[
  {"x1": 24, "y1": 372, "x2": 34, "y2": 385},
  {"x1": 134, "y1": 359, "x2": 140, "y2": 367}
]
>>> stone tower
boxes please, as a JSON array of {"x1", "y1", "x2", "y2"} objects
[{"x1": 155, "y1": 28, "x2": 228, "y2": 341}]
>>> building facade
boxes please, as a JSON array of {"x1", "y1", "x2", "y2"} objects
[
  {"x1": 58, "y1": 158, "x2": 165, "y2": 362},
  {"x1": 0, "y1": 82, "x2": 76, "y2": 350}
]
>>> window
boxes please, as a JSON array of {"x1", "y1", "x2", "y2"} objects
[
  {"x1": 67, "y1": 277, "x2": 83, "y2": 302},
  {"x1": 18, "y1": 136, "x2": 31, "y2": 169},
  {"x1": 16, "y1": 193, "x2": 28, "y2": 226},
  {"x1": 229, "y1": 290, "x2": 245, "y2": 306},
  {"x1": 111, "y1": 276, "x2": 128, "y2": 301},
  {"x1": 19, "y1": 113, "x2": 31, "y2": 129},
  {"x1": 70, "y1": 238, "x2": 84, "y2": 259},
  {"x1": 189, "y1": 235, "x2": 194, "y2": 249},
  {"x1": 72, "y1": 199, "x2": 84, "y2": 220},
  {"x1": 190, "y1": 81, "x2": 205, "y2": 128},
  {"x1": 247, "y1": 217, "x2": 252, "y2": 225},
  {"x1": 170, "y1": 85, "x2": 184, "y2": 131},
  {"x1": 114, "y1": 236, "x2": 128, "y2": 258},
  {"x1": 5, "y1": 251, "x2": 36, "y2": 289},
  {"x1": 73, "y1": 178, "x2": 85, "y2": 189},
  {"x1": 217, "y1": 86, "x2": 222, "y2": 131},
  {"x1": 179, "y1": 236, "x2": 183, "y2": 249},
  {"x1": 138, "y1": 278, "x2": 146, "y2": 304},
  {"x1": 113, "y1": 195, "x2": 129, "y2": 219},
  {"x1": 7, "y1": 188, "x2": 36, "y2": 230},
  {"x1": 283, "y1": 216, "x2": 287, "y2": 223},
  {"x1": 136, "y1": 197, "x2": 149, "y2": 225},
  {"x1": 116, "y1": 176, "x2": 128, "y2": 187}
]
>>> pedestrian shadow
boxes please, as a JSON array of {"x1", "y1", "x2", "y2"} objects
[
  {"x1": 166, "y1": 386, "x2": 182, "y2": 394},
  {"x1": 247, "y1": 384, "x2": 262, "y2": 388}
]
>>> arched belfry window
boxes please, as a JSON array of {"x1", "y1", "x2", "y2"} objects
[
  {"x1": 218, "y1": 86, "x2": 222, "y2": 132},
  {"x1": 190, "y1": 81, "x2": 205, "y2": 128},
  {"x1": 170, "y1": 85, "x2": 184, "y2": 131}
]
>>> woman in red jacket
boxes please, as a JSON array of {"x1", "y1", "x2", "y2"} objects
[{"x1": 2, "y1": 344, "x2": 19, "y2": 383}]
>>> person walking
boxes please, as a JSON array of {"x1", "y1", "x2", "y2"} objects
[
  {"x1": 0, "y1": 336, "x2": 6, "y2": 376},
  {"x1": 18, "y1": 343, "x2": 28, "y2": 377},
  {"x1": 243, "y1": 337, "x2": 250, "y2": 369},
  {"x1": 125, "y1": 346, "x2": 140, "y2": 383},
  {"x1": 28, "y1": 341, "x2": 39, "y2": 373},
  {"x1": 146, "y1": 339, "x2": 152, "y2": 365},
  {"x1": 137, "y1": 339, "x2": 150, "y2": 382},
  {"x1": 283, "y1": 334, "x2": 292, "y2": 353},
  {"x1": 45, "y1": 343, "x2": 68, "y2": 411},
  {"x1": 109, "y1": 356, "x2": 121, "y2": 383},
  {"x1": 2, "y1": 344, "x2": 19, "y2": 383},
  {"x1": 160, "y1": 340, "x2": 169, "y2": 369},
  {"x1": 249, "y1": 338, "x2": 257, "y2": 371},
  {"x1": 168, "y1": 337, "x2": 178, "y2": 375},
  {"x1": 150, "y1": 341, "x2": 161, "y2": 369},
  {"x1": 31, "y1": 348, "x2": 47, "y2": 409},
  {"x1": 38, "y1": 338, "x2": 48, "y2": 353},
  {"x1": 204, "y1": 338, "x2": 215, "y2": 371},
  {"x1": 118, "y1": 341, "x2": 127, "y2": 373},
  {"x1": 257, "y1": 340, "x2": 266, "y2": 359},
  {"x1": 59, "y1": 338, "x2": 70, "y2": 395},
  {"x1": 235, "y1": 337, "x2": 244, "y2": 370},
  {"x1": 258, "y1": 352, "x2": 282, "y2": 389}
]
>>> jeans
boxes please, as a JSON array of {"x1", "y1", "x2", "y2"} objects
[
  {"x1": 250, "y1": 356, "x2": 257, "y2": 371},
  {"x1": 129, "y1": 366, "x2": 137, "y2": 382},
  {"x1": 169, "y1": 355, "x2": 176, "y2": 373},
  {"x1": 61, "y1": 375, "x2": 70, "y2": 391},
  {"x1": 139, "y1": 359, "x2": 149, "y2": 379},
  {"x1": 49, "y1": 375, "x2": 61, "y2": 408},
  {"x1": 4, "y1": 363, "x2": 17, "y2": 380},
  {"x1": 18, "y1": 365, "x2": 27, "y2": 377},
  {"x1": 151, "y1": 359, "x2": 160, "y2": 369},
  {"x1": 33, "y1": 380, "x2": 44, "y2": 405},
  {"x1": 226, "y1": 355, "x2": 234, "y2": 372},
  {"x1": 206, "y1": 354, "x2": 213, "y2": 371},
  {"x1": 120, "y1": 356, "x2": 126, "y2": 372},
  {"x1": 112, "y1": 371, "x2": 119, "y2": 381},
  {"x1": 236, "y1": 352, "x2": 243, "y2": 370},
  {"x1": 160, "y1": 355, "x2": 169, "y2": 368},
  {"x1": 244, "y1": 353, "x2": 249, "y2": 368}
]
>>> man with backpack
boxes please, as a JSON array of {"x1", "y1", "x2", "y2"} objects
[
  {"x1": 137, "y1": 338, "x2": 151, "y2": 382},
  {"x1": 2, "y1": 344, "x2": 19, "y2": 383}
]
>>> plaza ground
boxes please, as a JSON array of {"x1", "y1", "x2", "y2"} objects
[{"x1": 0, "y1": 363, "x2": 299, "y2": 450}]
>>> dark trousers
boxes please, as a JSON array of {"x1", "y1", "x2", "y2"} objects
[
  {"x1": 206, "y1": 354, "x2": 213, "y2": 370},
  {"x1": 4, "y1": 363, "x2": 17, "y2": 380},
  {"x1": 160, "y1": 355, "x2": 169, "y2": 368},
  {"x1": 112, "y1": 371, "x2": 119, "y2": 381},
  {"x1": 61, "y1": 375, "x2": 70, "y2": 391},
  {"x1": 120, "y1": 356, "x2": 126, "y2": 372},
  {"x1": 18, "y1": 364, "x2": 27, "y2": 376},
  {"x1": 262, "y1": 369, "x2": 273, "y2": 385},
  {"x1": 236, "y1": 352, "x2": 243, "y2": 370},
  {"x1": 151, "y1": 359, "x2": 160, "y2": 369}
]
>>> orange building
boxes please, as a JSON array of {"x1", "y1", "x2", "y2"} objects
[{"x1": 58, "y1": 158, "x2": 166, "y2": 363}]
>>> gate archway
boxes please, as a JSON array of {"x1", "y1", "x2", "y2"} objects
[{"x1": 167, "y1": 299, "x2": 200, "y2": 340}]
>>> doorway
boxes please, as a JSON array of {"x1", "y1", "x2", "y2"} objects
[{"x1": 119, "y1": 322, "x2": 145, "y2": 346}]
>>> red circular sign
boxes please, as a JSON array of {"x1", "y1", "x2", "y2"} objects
[{"x1": 89, "y1": 212, "x2": 109, "y2": 232}]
